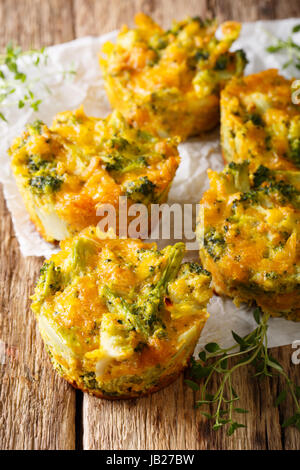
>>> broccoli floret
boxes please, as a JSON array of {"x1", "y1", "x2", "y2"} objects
[
  {"x1": 134, "y1": 342, "x2": 147, "y2": 353},
  {"x1": 102, "y1": 154, "x2": 123, "y2": 172},
  {"x1": 31, "y1": 261, "x2": 64, "y2": 313},
  {"x1": 70, "y1": 237, "x2": 97, "y2": 274},
  {"x1": 109, "y1": 137, "x2": 129, "y2": 151},
  {"x1": 246, "y1": 113, "x2": 264, "y2": 127},
  {"x1": 187, "y1": 50, "x2": 209, "y2": 70},
  {"x1": 102, "y1": 243, "x2": 185, "y2": 338},
  {"x1": 269, "y1": 180, "x2": 300, "y2": 208},
  {"x1": 28, "y1": 154, "x2": 49, "y2": 172},
  {"x1": 194, "y1": 50, "x2": 246, "y2": 96},
  {"x1": 238, "y1": 190, "x2": 259, "y2": 206},
  {"x1": 120, "y1": 156, "x2": 147, "y2": 173},
  {"x1": 136, "y1": 129, "x2": 154, "y2": 142},
  {"x1": 148, "y1": 35, "x2": 168, "y2": 51},
  {"x1": 196, "y1": 49, "x2": 247, "y2": 91},
  {"x1": 191, "y1": 17, "x2": 215, "y2": 28},
  {"x1": 124, "y1": 176, "x2": 156, "y2": 204},
  {"x1": 179, "y1": 262, "x2": 211, "y2": 278},
  {"x1": 265, "y1": 272, "x2": 279, "y2": 280},
  {"x1": 193, "y1": 70, "x2": 219, "y2": 97},
  {"x1": 80, "y1": 371, "x2": 99, "y2": 390},
  {"x1": 103, "y1": 286, "x2": 149, "y2": 337},
  {"x1": 234, "y1": 49, "x2": 248, "y2": 76},
  {"x1": 39, "y1": 261, "x2": 63, "y2": 297}
]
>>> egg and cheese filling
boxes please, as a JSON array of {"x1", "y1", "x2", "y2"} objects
[
  {"x1": 221, "y1": 69, "x2": 300, "y2": 172},
  {"x1": 100, "y1": 13, "x2": 247, "y2": 140},
  {"x1": 31, "y1": 227, "x2": 212, "y2": 398},
  {"x1": 9, "y1": 108, "x2": 179, "y2": 242},
  {"x1": 198, "y1": 162, "x2": 300, "y2": 320}
]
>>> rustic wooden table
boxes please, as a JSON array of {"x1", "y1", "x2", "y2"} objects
[{"x1": 0, "y1": 0, "x2": 300, "y2": 451}]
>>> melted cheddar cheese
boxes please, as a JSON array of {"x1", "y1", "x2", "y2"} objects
[
  {"x1": 9, "y1": 108, "x2": 179, "y2": 242},
  {"x1": 100, "y1": 13, "x2": 246, "y2": 140},
  {"x1": 31, "y1": 227, "x2": 212, "y2": 398},
  {"x1": 197, "y1": 163, "x2": 300, "y2": 320}
]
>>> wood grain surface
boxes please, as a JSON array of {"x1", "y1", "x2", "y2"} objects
[{"x1": 0, "y1": 0, "x2": 300, "y2": 450}]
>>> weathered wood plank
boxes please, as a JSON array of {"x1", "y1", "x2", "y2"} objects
[
  {"x1": 73, "y1": 0, "x2": 300, "y2": 450},
  {"x1": 0, "y1": 0, "x2": 76, "y2": 450}
]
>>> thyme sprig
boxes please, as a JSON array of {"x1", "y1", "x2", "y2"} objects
[
  {"x1": 265, "y1": 24, "x2": 300, "y2": 71},
  {"x1": 0, "y1": 41, "x2": 76, "y2": 122},
  {"x1": 186, "y1": 308, "x2": 300, "y2": 436}
]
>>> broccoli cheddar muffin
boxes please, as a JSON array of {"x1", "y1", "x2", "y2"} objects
[
  {"x1": 31, "y1": 227, "x2": 212, "y2": 398},
  {"x1": 221, "y1": 69, "x2": 300, "y2": 172},
  {"x1": 197, "y1": 162, "x2": 300, "y2": 320},
  {"x1": 100, "y1": 13, "x2": 247, "y2": 140},
  {"x1": 9, "y1": 108, "x2": 179, "y2": 242}
]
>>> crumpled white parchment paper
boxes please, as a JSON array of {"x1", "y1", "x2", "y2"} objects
[{"x1": 1, "y1": 19, "x2": 300, "y2": 349}]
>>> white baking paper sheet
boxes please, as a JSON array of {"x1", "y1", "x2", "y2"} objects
[{"x1": 1, "y1": 19, "x2": 300, "y2": 349}]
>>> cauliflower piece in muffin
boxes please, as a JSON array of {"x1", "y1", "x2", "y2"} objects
[
  {"x1": 100, "y1": 13, "x2": 247, "y2": 140},
  {"x1": 31, "y1": 227, "x2": 212, "y2": 398},
  {"x1": 197, "y1": 162, "x2": 300, "y2": 320},
  {"x1": 9, "y1": 108, "x2": 179, "y2": 242},
  {"x1": 221, "y1": 69, "x2": 300, "y2": 172}
]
